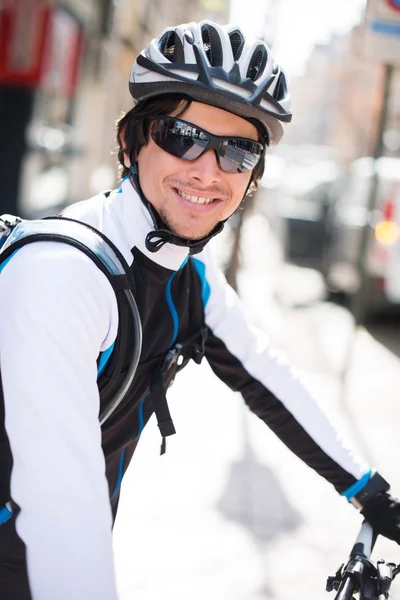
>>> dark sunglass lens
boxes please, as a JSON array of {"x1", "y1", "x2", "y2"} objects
[
  {"x1": 151, "y1": 119, "x2": 209, "y2": 160},
  {"x1": 219, "y1": 139, "x2": 262, "y2": 173}
]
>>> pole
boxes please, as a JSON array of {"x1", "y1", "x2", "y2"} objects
[
  {"x1": 0, "y1": 85, "x2": 35, "y2": 217},
  {"x1": 351, "y1": 63, "x2": 394, "y2": 324}
]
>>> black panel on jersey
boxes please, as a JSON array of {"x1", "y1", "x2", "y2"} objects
[{"x1": 204, "y1": 327, "x2": 357, "y2": 494}]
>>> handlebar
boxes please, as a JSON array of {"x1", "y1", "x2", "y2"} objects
[{"x1": 326, "y1": 521, "x2": 399, "y2": 600}]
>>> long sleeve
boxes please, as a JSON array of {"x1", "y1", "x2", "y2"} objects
[
  {"x1": 195, "y1": 248, "x2": 368, "y2": 494},
  {"x1": 0, "y1": 242, "x2": 119, "y2": 599}
]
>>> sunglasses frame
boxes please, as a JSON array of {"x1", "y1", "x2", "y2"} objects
[{"x1": 149, "y1": 116, "x2": 265, "y2": 174}]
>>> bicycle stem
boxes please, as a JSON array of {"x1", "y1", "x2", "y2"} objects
[{"x1": 327, "y1": 520, "x2": 399, "y2": 599}]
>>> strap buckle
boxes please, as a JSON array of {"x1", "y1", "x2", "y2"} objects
[{"x1": 0, "y1": 214, "x2": 22, "y2": 235}]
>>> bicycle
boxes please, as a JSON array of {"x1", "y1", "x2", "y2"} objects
[{"x1": 326, "y1": 520, "x2": 400, "y2": 599}]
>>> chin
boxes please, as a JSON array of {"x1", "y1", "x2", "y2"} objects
[
  {"x1": 158, "y1": 208, "x2": 220, "y2": 242},
  {"x1": 168, "y1": 221, "x2": 216, "y2": 242},
  {"x1": 172, "y1": 227, "x2": 213, "y2": 241}
]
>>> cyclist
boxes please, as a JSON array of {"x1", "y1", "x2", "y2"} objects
[{"x1": 0, "y1": 20, "x2": 399, "y2": 600}]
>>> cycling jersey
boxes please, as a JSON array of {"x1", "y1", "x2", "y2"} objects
[{"x1": 0, "y1": 177, "x2": 368, "y2": 599}]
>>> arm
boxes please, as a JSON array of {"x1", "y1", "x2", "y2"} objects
[
  {"x1": 0, "y1": 242, "x2": 119, "y2": 599},
  {"x1": 197, "y1": 249, "x2": 400, "y2": 547},
  {"x1": 195, "y1": 248, "x2": 367, "y2": 494}
]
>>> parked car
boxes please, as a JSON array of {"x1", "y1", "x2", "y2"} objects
[
  {"x1": 325, "y1": 156, "x2": 400, "y2": 315},
  {"x1": 272, "y1": 157, "x2": 342, "y2": 271}
]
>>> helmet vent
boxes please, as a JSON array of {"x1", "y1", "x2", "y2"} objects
[
  {"x1": 247, "y1": 45, "x2": 268, "y2": 81},
  {"x1": 201, "y1": 24, "x2": 223, "y2": 67},
  {"x1": 274, "y1": 71, "x2": 287, "y2": 100},
  {"x1": 229, "y1": 30, "x2": 245, "y2": 61},
  {"x1": 158, "y1": 30, "x2": 184, "y2": 63}
]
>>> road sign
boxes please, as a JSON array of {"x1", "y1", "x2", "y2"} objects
[{"x1": 362, "y1": 0, "x2": 400, "y2": 64}]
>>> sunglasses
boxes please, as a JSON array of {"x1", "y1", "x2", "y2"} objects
[{"x1": 150, "y1": 117, "x2": 264, "y2": 174}]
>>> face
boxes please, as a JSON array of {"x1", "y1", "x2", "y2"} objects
[{"x1": 131, "y1": 101, "x2": 259, "y2": 240}]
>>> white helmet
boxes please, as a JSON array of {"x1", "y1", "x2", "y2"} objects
[{"x1": 129, "y1": 21, "x2": 292, "y2": 147}]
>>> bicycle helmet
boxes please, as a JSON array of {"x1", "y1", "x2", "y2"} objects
[{"x1": 129, "y1": 20, "x2": 291, "y2": 147}]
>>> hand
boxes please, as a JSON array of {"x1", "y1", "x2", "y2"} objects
[{"x1": 361, "y1": 492, "x2": 400, "y2": 544}]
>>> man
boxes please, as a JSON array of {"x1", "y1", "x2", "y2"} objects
[{"x1": 0, "y1": 20, "x2": 399, "y2": 600}]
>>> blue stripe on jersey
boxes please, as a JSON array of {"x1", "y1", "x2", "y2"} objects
[
  {"x1": 341, "y1": 470, "x2": 372, "y2": 501},
  {"x1": 110, "y1": 392, "x2": 150, "y2": 498},
  {"x1": 97, "y1": 343, "x2": 115, "y2": 377},
  {"x1": 0, "y1": 504, "x2": 13, "y2": 525},
  {"x1": 165, "y1": 255, "x2": 189, "y2": 347},
  {"x1": 111, "y1": 448, "x2": 126, "y2": 500},
  {"x1": 192, "y1": 258, "x2": 210, "y2": 307}
]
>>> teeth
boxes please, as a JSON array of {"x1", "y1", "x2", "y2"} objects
[{"x1": 176, "y1": 189, "x2": 215, "y2": 204}]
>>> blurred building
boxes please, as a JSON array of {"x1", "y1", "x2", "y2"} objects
[
  {"x1": 285, "y1": 23, "x2": 400, "y2": 167},
  {"x1": 1, "y1": 0, "x2": 229, "y2": 218}
]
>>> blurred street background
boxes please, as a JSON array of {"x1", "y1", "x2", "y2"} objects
[{"x1": 2, "y1": 0, "x2": 400, "y2": 597}]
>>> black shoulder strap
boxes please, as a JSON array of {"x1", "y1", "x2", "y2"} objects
[{"x1": 0, "y1": 214, "x2": 142, "y2": 426}]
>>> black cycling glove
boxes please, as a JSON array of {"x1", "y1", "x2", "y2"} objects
[
  {"x1": 361, "y1": 492, "x2": 400, "y2": 545},
  {"x1": 349, "y1": 471, "x2": 400, "y2": 544}
]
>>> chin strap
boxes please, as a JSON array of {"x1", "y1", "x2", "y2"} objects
[{"x1": 129, "y1": 164, "x2": 225, "y2": 255}]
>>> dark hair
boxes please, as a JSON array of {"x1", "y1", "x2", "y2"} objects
[{"x1": 116, "y1": 94, "x2": 265, "y2": 191}]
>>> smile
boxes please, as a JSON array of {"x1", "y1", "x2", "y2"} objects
[{"x1": 176, "y1": 189, "x2": 216, "y2": 205}]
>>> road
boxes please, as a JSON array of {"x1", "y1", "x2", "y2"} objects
[{"x1": 113, "y1": 213, "x2": 400, "y2": 599}]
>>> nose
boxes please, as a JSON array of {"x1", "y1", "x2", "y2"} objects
[{"x1": 186, "y1": 149, "x2": 222, "y2": 186}]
